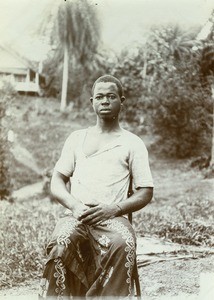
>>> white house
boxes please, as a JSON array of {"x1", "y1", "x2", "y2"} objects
[{"x1": 0, "y1": 44, "x2": 45, "y2": 95}]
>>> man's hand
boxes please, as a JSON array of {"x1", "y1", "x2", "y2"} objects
[
  {"x1": 78, "y1": 204, "x2": 120, "y2": 226},
  {"x1": 72, "y1": 202, "x2": 90, "y2": 220}
]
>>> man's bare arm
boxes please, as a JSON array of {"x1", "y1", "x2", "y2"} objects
[
  {"x1": 50, "y1": 170, "x2": 88, "y2": 217},
  {"x1": 79, "y1": 187, "x2": 153, "y2": 225},
  {"x1": 116, "y1": 187, "x2": 153, "y2": 215}
]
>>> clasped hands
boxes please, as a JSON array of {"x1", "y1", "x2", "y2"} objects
[{"x1": 73, "y1": 201, "x2": 121, "y2": 226}]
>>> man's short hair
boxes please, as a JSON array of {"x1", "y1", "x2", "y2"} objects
[{"x1": 92, "y1": 75, "x2": 124, "y2": 97}]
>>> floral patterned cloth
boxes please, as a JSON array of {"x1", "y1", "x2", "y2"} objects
[{"x1": 39, "y1": 215, "x2": 136, "y2": 299}]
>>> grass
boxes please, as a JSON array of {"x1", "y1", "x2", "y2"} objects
[
  {"x1": 0, "y1": 95, "x2": 213, "y2": 289},
  {"x1": 133, "y1": 156, "x2": 214, "y2": 247},
  {"x1": 134, "y1": 198, "x2": 214, "y2": 247},
  {"x1": 0, "y1": 197, "x2": 57, "y2": 288}
]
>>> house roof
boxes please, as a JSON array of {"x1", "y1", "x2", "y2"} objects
[
  {"x1": 197, "y1": 10, "x2": 214, "y2": 41},
  {"x1": 0, "y1": 44, "x2": 44, "y2": 75}
]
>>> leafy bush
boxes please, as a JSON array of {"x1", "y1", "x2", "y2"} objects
[
  {"x1": 0, "y1": 80, "x2": 17, "y2": 96},
  {"x1": 146, "y1": 70, "x2": 212, "y2": 158},
  {"x1": 110, "y1": 46, "x2": 147, "y2": 125},
  {"x1": 110, "y1": 25, "x2": 213, "y2": 158}
]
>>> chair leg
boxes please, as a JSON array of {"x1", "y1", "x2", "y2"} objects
[
  {"x1": 128, "y1": 211, "x2": 141, "y2": 298},
  {"x1": 133, "y1": 258, "x2": 141, "y2": 299}
]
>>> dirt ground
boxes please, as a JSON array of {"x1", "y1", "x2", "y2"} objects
[
  {"x1": 0, "y1": 258, "x2": 213, "y2": 300},
  {"x1": 0, "y1": 246, "x2": 213, "y2": 300},
  {"x1": 140, "y1": 256, "x2": 214, "y2": 299}
]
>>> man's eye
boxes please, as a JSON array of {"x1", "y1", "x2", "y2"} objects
[
  {"x1": 95, "y1": 95, "x2": 102, "y2": 100},
  {"x1": 109, "y1": 95, "x2": 116, "y2": 99}
]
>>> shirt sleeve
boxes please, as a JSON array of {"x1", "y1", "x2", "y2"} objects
[
  {"x1": 54, "y1": 132, "x2": 77, "y2": 177},
  {"x1": 129, "y1": 137, "x2": 154, "y2": 189}
]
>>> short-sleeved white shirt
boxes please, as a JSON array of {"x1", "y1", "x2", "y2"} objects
[{"x1": 55, "y1": 128, "x2": 154, "y2": 205}]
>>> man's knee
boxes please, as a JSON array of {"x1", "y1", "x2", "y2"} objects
[
  {"x1": 110, "y1": 234, "x2": 136, "y2": 254},
  {"x1": 50, "y1": 217, "x2": 87, "y2": 247}
]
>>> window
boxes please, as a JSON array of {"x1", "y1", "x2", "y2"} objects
[{"x1": 14, "y1": 74, "x2": 26, "y2": 82}]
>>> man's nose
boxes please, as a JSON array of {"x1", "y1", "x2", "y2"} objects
[{"x1": 101, "y1": 96, "x2": 110, "y2": 104}]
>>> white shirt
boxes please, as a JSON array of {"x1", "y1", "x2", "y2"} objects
[{"x1": 55, "y1": 128, "x2": 154, "y2": 205}]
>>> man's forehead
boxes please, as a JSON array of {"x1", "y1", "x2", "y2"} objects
[{"x1": 93, "y1": 82, "x2": 118, "y2": 94}]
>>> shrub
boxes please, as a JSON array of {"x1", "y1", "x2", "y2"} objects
[
  {"x1": 110, "y1": 25, "x2": 213, "y2": 158},
  {"x1": 146, "y1": 70, "x2": 212, "y2": 158}
]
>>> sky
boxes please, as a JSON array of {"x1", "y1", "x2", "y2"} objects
[{"x1": 0, "y1": 0, "x2": 213, "y2": 60}]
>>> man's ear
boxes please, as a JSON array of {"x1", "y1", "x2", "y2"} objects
[
  {"x1": 90, "y1": 97, "x2": 93, "y2": 104},
  {"x1": 121, "y1": 96, "x2": 125, "y2": 103}
]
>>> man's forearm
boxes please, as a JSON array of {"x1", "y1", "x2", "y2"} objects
[
  {"x1": 116, "y1": 187, "x2": 153, "y2": 216},
  {"x1": 50, "y1": 173, "x2": 77, "y2": 211}
]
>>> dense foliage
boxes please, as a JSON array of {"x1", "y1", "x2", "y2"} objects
[
  {"x1": 111, "y1": 25, "x2": 213, "y2": 158},
  {"x1": 146, "y1": 65, "x2": 212, "y2": 158}
]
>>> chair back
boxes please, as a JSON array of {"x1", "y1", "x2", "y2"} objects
[{"x1": 128, "y1": 176, "x2": 133, "y2": 223}]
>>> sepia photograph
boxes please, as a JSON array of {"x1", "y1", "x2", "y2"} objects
[{"x1": 0, "y1": 0, "x2": 213, "y2": 299}]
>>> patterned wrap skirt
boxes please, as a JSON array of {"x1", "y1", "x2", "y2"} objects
[{"x1": 38, "y1": 214, "x2": 137, "y2": 299}]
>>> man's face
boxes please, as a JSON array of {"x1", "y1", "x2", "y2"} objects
[{"x1": 91, "y1": 82, "x2": 122, "y2": 119}]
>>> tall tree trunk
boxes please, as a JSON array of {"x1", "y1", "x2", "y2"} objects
[
  {"x1": 143, "y1": 49, "x2": 147, "y2": 79},
  {"x1": 60, "y1": 43, "x2": 69, "y2": 111},
  {"x1": 210, "y1": 83, "x2": 214, "y2": 166}
]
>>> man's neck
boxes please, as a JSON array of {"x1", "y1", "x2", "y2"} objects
[{"x1": 95, "y1": 117, "x2": 121, "y2": 133}]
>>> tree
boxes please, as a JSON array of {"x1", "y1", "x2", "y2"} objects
[
  {"x1": 146, "y1": 25, "x2": 212, "y2": 158},
  {"x1": 200, "y1": 44, "x2": 214, "y2": 165},
  {"x1": 37, "y1": 0, "x2": 101, "y2": 111},
  {"x1": 111, "y1": 25, "x2": 212, "y2": 158},
  {"x1": 197, "y1": 10, "x2": 214, "y2": 166}
]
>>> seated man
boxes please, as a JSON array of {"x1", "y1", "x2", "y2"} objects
[{"x1": 39, "y1": 75, "x2": 154, "y2": 299}]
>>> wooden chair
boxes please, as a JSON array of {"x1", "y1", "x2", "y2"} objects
[
  {"x1": 128, "y1": 179, "x2": 141, "y2": 299},
  {"x1": 128, "y1": 213, "x2": 141, "y2": 299}
]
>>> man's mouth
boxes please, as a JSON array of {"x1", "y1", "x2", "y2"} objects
[{"x1": 100, "y1": 108, "x2": 111, "y2": 112}]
